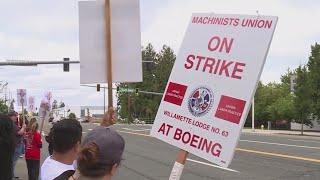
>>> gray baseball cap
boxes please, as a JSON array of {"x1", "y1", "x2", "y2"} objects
[{"x1": 82, "y1": 126, "x2": 125, "y2": 165}]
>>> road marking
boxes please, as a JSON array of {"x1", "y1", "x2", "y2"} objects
[
  {"x1": 118, "y1": 130, "x2": 151, "y2": 137},
  {"x1": 134, "y1": 129, "x2": 151, "y2": 132},
  {"x1": 88, "y1": 129, "x2": 93, "y2": 131},
  {"x1": 288, "y1": 139, "x2": 320, "y2": 144},
  {"x1": 240, "y1": 139, "x2": 320, "y2": 150},
  {"x1": 122, "y1": 127, "x2": 151, "y2": 132},
  {"x1": 236, "y1": 148, "x2": 320, "y2": 163},
  {"x1": 117, "y1": 130, "x2": 320, "y2": 164},
  {"x1": 93, "y1": 123, "x2": 100, "y2": 126},
  {"x1": 82, "y1": 132, "x2": 87, "y2": 134},
  {"x1": 187, "y1": 158, "x2": 239, "y2": 173}
]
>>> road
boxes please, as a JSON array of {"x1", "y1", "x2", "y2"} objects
[{"x1": 16, "y1": 123, "x2": 320, "y2": 180}]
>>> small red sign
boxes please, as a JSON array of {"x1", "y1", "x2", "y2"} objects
[
  {"x1": 164, "y1": 82, "x2": 188, "y2": 106},
  {"x1": 215, "y1": 95, "x2": 246, "y2": 124}
]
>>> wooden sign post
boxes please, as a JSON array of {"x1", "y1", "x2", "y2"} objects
[
  {"x1": 169, "y1": 150, "x2": 188, "y2": 180},
  {"x1": 21, "y1": 102, "x2": 25, "y2": 125},
  {"x1": 17, "y1": 89, "x2": 26, "y2": 125},
  {"x1": 105, "y1": 0, "x2": 113, "y2": 109}
]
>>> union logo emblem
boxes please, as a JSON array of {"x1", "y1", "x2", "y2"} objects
[{"x1": 188, "y1": 87, "x2": 214, "y2": 117}]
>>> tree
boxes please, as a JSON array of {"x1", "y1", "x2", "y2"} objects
[
  {"x1": 23, "y1": 108, "x2": 28, "y2": 115},
  {"x1": 280, "y1": 68, "x2": 295, "y2": 93},
  {"x1": 293, "y1": 65, "x2": 312, "y2": 134},
  {"x1": 254, "y1": 82, "x2": 286, "y2": 125},
  {"x1": 52, "y1": 100, "x2": 58, "y2": 109},
  {"x1": 68, "y1": 112, "x2": 76, "y2": 120},
  {"x1": 249, "y1": 78, "x2": 295, "y2": 129},
  {"x1": 117, "y1": 44, "x2": 175, "y2": 123},
  {"x1": 265, "y1": 69, "x2": 295, "y2": 123},
  {"x1": 9, "y1": 100, "x2": 14, "y2": 112},
  {"x1": 267, "y1": 94, "x2": 294, "y2": 121},
  {"x1": 307, "y1": 43, "x2": 320, "y2": 122},
  {"x1": 59, "y1": 102, "x2": 65, "y2": 108},
  {"x1": 0, "y1": 100, "x2": 8, "y2": 114}
]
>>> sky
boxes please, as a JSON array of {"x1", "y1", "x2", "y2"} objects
[{"x1": 0, "y1": 0, "x2": 320, "y2": 110}]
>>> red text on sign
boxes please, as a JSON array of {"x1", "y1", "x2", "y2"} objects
[
  {"x1": 208, "y1": 36, "x2": 234, "y2": 54},
  {"x1": 158, "y1": 123, "x2": 173, "y2": 136},
  {"x1": 184, "y1": 55, "x2": 246, "y2": 79},
  {"x1": 192, "y1": 16, "x2": 240, "y2": 26},
  {"x1": 173, "y1": 128, "x2": 222, "y2": 157}
]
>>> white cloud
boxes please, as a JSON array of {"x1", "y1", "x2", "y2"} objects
[{"x1": 0, "y1": 32, "x2": 78, "y2": 60}]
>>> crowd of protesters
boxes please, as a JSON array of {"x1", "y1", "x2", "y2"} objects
[{"x1": 0, "y1": 108, "x2": 124, "y2": 180}]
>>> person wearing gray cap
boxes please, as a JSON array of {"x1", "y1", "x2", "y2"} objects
[{"x1": 67, "y1": 126, "x2": 125, "y2": 180}]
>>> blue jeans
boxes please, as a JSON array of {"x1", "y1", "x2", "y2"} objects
[{"x1": 12, "y1": 142, "x2": 24, "y2": 177}]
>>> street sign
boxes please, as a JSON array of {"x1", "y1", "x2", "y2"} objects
[
  {"x1": 79, "y1": 0, "x2": 142, "y2": 84},
  {"x1": 118, "y1": 88, "x2": 134, "y2": 93},
  {"x1": 17, "y1": 89, "x2": 27, "y2": 106},
  {"x1": 151, "y1": 14, "x2": 278, "y2": 167}
]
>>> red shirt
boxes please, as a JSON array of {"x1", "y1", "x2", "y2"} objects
[{"x1": 24, "y1": 131, "x2": 42, "y2": 160}]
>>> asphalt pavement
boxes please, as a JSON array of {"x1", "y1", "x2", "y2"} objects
[{"x1": 16, "y1": 123, "x2": 320, "y2": 180}]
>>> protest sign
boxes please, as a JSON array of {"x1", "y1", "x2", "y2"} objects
[
  {"x1": 17, "y1": 89, "x2": 27, "y2": 106},
  {"x1": 151, "y1": 14, "x2": 278, "y2": 168}
]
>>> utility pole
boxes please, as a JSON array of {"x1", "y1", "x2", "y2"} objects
[
  {"x1": 252, "y1": 97, "x2": 255, "y2": 131},
  {"x1": 301, "y1": 114, "x2": 304, "y2": 135},
  {"x1": 127, "y1": 84, "x2": 131, "y2": 124},
  {"x1": 105, "y1": 0, "x2": 113, "y2": 109},
  {"x1": 5, "y1": 86, "x2": 9, "y2": 113},
  {"x1": 104, "y1": 86, "x2": 106, "y2": 112}
]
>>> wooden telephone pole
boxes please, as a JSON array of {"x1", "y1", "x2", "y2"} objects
[{"x1": 105, "y1": 0, "x2": 113, "y2": 109}]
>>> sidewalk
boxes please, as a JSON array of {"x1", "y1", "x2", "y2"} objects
[
  {"x1": 242, "y1": 128, "x2": 320, "y2": 137},
  {"x1": 14, "y1": 157, "x2": 28, "y2": 180}
]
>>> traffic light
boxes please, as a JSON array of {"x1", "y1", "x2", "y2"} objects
[
  {"x1": 63, "y1": 58, "x2": 70, "y2": 72},
  {"x1": 97, "y1": 84, "x2": 100, "y2": 92},
  {"x1": 135, "y1": 88, "x2": 139, "y2": 95}
]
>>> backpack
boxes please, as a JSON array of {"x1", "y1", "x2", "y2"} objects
[{"x1": 54, "y1": 170, "x2": 75, "y2": 180}]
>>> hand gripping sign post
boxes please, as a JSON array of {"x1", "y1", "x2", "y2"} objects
[
  {"x1": 150, "y1": 14, "x2": 278, "y2": 179},
  {"x1": 17, "y1": 89, "x2": 27, "y2": 124}
]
